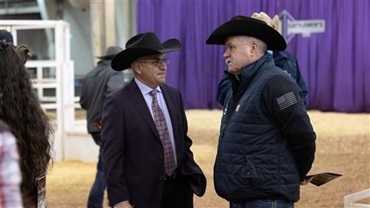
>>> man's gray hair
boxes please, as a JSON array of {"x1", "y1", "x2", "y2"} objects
[{"x1": 243, "y1": 36, "x2": 268, "y2": 54}]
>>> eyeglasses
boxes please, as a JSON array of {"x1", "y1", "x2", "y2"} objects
[{"x1": 136, "y1": 57, "x2": 170, "y2": 67}]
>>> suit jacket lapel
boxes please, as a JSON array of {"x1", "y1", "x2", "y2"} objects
[{"x1": 126, "y1": 81, "x2": 160, "y2": 140}]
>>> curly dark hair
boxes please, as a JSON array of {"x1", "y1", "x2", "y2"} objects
[{"x1": 0, "y1": 41, "x2": 54, "y2": 192}]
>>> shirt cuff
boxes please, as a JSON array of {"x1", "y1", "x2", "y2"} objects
[{"x1": 113, "y1": 200, "x2": 130, "y2": 207}]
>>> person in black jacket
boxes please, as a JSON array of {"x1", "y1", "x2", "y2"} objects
[
  {"x1": 79, "y1": 46, "x2": 132, "y2": 208},
  {"x1": 206, "y1": 15, "x2": 316, "y2": 208},
  {"x1": 216, "y1": 12, "x2": 308, "y2": 107}
]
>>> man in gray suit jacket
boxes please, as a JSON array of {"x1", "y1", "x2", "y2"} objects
[{"x1": 101, "y1": 32, "x2": 206, "y2": 208}]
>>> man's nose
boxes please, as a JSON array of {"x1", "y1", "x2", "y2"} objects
[{"x1": 223, "y1": 51, "x2": 229, "y2": 58}]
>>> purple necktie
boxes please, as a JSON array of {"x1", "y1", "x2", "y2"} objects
[{"x1": 150, "y1": 90, "x2": 176, "y2": 176}]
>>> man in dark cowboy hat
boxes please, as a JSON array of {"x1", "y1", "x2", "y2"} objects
[
  {"x1": 80, "y1": 46, "x2": 131, "y2": 208},
  {"x1": 101, "y1": 32, "x2": 206, "y2": 208},
  {"x1": 216, "y1": 12, "x2": 309, "y2": 107},
  {"x1": 206, "y1": 16, "x2": 316, "y2": 208}
]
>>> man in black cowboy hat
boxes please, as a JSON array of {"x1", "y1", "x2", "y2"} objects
[
  {"x1": 79, "y1": 46, "x2": 132, "y2": 208},
  {"x1": 216, "y1": 12, "x2": 309, "y2": 107},
  {"x1": 101, "y1": 32, "x2": 206, "y2": 208},
  {"x1": 206, "y1": 16, "x2": 316, "y2": 207}
]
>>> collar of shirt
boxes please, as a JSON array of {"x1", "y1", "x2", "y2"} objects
[{"x1": 134, "y1": 78, "x2": 162, "y2": 96}]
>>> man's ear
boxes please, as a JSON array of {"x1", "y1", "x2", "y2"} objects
[
  {"x1": 132, "y1": 62, "x2": 142, "y2": 74},
  {"x1": 250, "y1": 42, "x2": 258, "y2": 54}
]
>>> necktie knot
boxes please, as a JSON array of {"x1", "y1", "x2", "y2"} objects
[{"x1": 150, "y1": 89, "x2": 158, "y2": 97}]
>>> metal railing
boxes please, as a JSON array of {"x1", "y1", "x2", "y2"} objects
[{"x1": 344, "y1": 189, "x2": 370, "y2": 208}]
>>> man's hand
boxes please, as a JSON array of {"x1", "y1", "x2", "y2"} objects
[{"x1": 300, "y1": 176, "x2": 313, "y2": 185}]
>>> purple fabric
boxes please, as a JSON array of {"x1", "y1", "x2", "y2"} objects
[{"x1": 137, "y1": 0, "x2": 370, "y2": 112}]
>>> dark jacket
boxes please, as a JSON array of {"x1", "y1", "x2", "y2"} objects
[
  {"x1": 273, "y1": 51, "x2": 308, "y2": 104},
  {"x1": 79, "y1": 59, "x2": 129, "y2": 137},
  {"x1": 217, "y1": 50, "x2": 308, "y2": 106},
  {"x1": 214, "y1": 55, "x2": 316, "y2": 203},
  {"x1": 102, "y1": 80, "x2": 206, "y2": 207}
]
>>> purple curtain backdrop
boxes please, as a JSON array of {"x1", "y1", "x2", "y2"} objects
[{"x1": 137, "y1": 0, "x2": 370, "y2": 112}]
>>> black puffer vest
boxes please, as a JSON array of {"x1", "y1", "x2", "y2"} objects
[{"x1": 214, "y1": 55, "x2": 300, "y2": 202}]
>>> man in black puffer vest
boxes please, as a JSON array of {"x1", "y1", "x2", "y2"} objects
[{"x1": 206, "y1": 15, "x2": 316, "y2": 208}]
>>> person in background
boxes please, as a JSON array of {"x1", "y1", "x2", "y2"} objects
[
  {"x1": 206, "y1": 15, "x2": 316, "y2": 208},
  {"x1": 79, "y1": 46, "x2": 132, "y2": 208},
  {"x1": 0, "y1": 120, "x2": 23, "y2": 208},
  {"x1": 0, "y1": 41, "x2": 54, "y2": 208},
  {"x1": 102, "y1": 32, "x2": 206, "y2": 208},
  {"x1": 0, "y1": 29, "x2": 14, "y2": 44},
  {"x1": 217, "y1": 12, "x2": 308, "y2": 107}
]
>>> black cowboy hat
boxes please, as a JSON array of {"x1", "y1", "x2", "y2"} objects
[
  {"x1": 97, "y1": 46, "x2": 123, "y2": 60},
  {"x1": 111, "y1": 32, "x2": 181, "y2": 71},
  {"x1": 205, "y1": 16, "x2": 286, "y2": 51}
]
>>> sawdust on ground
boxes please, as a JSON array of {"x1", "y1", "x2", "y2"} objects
[{"x1": 45, "y1": 110, "x2": 370, "y2": 208}]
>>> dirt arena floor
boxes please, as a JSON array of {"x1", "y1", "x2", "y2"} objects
[{"x1": 45, "y1": 110, "x2": 370, "y2": 208}]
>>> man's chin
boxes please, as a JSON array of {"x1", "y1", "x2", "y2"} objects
[
  {"x1": 227, "y1": 68, "x2": 239, "y2": 75},
  {"x1": 158, "y1": 78, "x2": 166, "y2": 84}
]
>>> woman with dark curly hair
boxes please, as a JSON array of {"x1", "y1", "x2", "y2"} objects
[{"x1": 0, "y1": 41, "x2": 54, "y2": 208}]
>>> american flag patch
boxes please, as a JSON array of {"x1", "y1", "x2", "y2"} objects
[{"x1": 276, "y1": 91, "x2": 297, "y2": 110}]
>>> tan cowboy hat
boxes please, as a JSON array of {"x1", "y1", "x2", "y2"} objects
[
  {"x1": 111, "y1": 32, "x2": 181, "y2": 71},
  {"x1": 251, "y1": 12, "x2": 281, "y2": 34},
  {"x1": 205, "y1": 15, "x2": 286, "y2": 51}
]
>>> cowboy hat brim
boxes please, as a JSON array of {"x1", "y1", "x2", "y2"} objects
[
  {"x1": 206, "y1": 18, "x2": 286, "y2": 51},
  {"x1": 96, "y1": 46, "x2": 123, "y2": 60},
  {"x1": 111, "y1": 38, "x2": 181, "y2": 71},
  {"x1": 96, "y1": 55, "x2": 115, "y2": 60}
]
